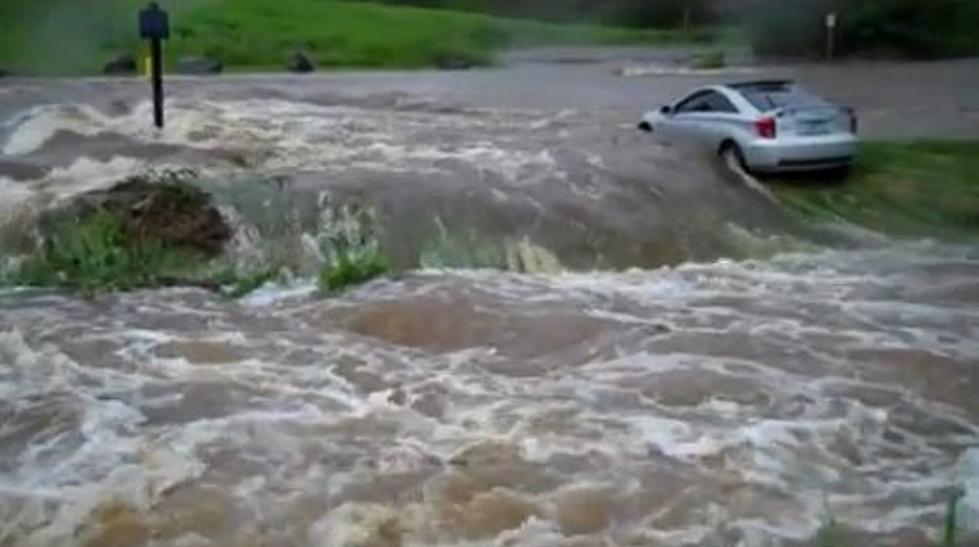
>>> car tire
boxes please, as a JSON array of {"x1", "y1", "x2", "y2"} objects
[
  {"x1": 637, "y1": 121, "x2": 652, "y2": 133},
  {"x1": 719, "y1": 142, "x2": 748, "y2": 173}
]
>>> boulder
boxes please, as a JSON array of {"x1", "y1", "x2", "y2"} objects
[
  {"x1": 287, "y1": 51, "x2": 315, "y2": 73},
  {"x1": 433, "y1": 51, "x2": 478, "y2": 71},
  {"x1": 62, "y1": 174, "x2": 231, "y2": 257},
  {"x1": 103, "y1": 54, "x2": 138, "y2": 76},
  {"x1": 175, "y1": 56, "x2": 223, "y2": 75}
]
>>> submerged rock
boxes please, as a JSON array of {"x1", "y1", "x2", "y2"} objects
[
  {"x1": 0, "y1": 160, "x2": 50, "y2": 181},
  {"x1": 176, "y1": 56, "x2": 223, "y2": 75},
  {"x1": 433, "y1": 51, "x2": 478, "y2": 70},
  {"x1": 62, "y1": 175, "x2": 231, "y2": 256},
  {"x1": 308, "y1": 503, "x2": 403, "y2": 547},
  {"x1": 102, "y1": 54, "x2": 137, "y2": 76},
  {"x1": 288, "y1": 51, "x2": 316, "y2": 73}
]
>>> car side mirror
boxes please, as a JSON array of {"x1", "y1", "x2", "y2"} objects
[{"x1": 660, "y1": 105, "x2": 672, "y2": 115}]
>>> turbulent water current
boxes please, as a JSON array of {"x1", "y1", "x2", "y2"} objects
[{"x1": 0, "y1": 77, "x2": 977, "y2": 547}]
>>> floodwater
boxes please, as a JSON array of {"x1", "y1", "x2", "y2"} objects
[{"x1": 1, "y1": 53, "x2": 978, "y2": 546}]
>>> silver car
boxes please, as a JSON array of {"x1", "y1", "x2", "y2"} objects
[{"x1": 638, "y1": 80, "x2": 858, "y2": 173}]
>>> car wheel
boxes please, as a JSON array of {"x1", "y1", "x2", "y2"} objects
[
  {"x1": 719, "y1": 142, "x2": 748, "y2": 173},
  {"x1": 637, "y1": 121, "x2": 652, "y2": 132}
]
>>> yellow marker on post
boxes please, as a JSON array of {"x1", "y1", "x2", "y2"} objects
[{"x1": 144, "y1": 54, "x2": 154, "y2": 78}]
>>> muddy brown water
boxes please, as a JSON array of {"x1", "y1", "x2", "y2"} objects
[{"x1": 1, "y1": 53, "x2": 978, "y2": 546}]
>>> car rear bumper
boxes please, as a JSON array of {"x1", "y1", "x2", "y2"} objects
[{"x1": 744, "y1": 135, "x2": 858, "y2": 172}]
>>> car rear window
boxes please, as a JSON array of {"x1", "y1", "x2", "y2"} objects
[{"x1": 740, "y1": 88, "x2": 828, "y2": 111}]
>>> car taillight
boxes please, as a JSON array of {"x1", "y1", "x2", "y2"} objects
[{"x1": 755, "y1": 116, "x2": 777, "y2": 139}]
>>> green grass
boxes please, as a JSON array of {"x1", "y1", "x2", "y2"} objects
[
  {"x1": 318, "y1": 247, "x2": 390, "y2": 293},
  {"x1": 771, "y1": 141, "x2": 979, "y2": 240},
  {"x1": 0, "y1": 0, "x2": 704, "y2": 74},
  {"x1": 945, "y1": 488, "x2": 966, "y2": 547},
  {"x1": 8, "y1": 210, "x2": 204, "y2": 295}
]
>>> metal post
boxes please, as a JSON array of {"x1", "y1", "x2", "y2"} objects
[
  {"x1": 826, "y1": 11, "x2": 837, "y2": 61},
  {"x1": 151, "y1": 37, "x2": 164, "y2": 128},
  {"x1": 140, "y1": 1, "x2": 169, "y2": 129}
]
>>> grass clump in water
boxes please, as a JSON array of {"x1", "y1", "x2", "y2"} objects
[
  {"x1": 11, "y1": 210, "x2": 201, "y2": 294},
  {"x1": 318, "y1": 245, "x2": 390, "y2": 293},
  {"x1": 4, "y1": 171, "x2": 233, "y2": 295},
  {"x1": 315, "y1": 204, "x2": 391, "y2": 293},
  {"x1": 419, "y1": 219, "x2": 507, "y2": 269},
  {"x1": 771, "y1": 141, "x2": 979, "y2": 240}
]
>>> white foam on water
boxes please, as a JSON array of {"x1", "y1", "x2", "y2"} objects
[
  {"x1": 6, "y1": 88, "x2": 979, "y2": 546},
  {"x1": 3, "y1": 98, "x2": 556, "y2": 175}
]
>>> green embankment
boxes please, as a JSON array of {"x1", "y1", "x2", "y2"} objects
[
  {"x1": 0, "y1": 0, "x2": 700, "y2": 74},
  {"x1": 772, "y1": 141, "x2": 979, "y2": 240}
]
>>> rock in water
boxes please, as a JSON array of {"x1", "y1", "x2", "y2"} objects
[
  {"x1": 176, "y1": 56, "x2": 223, "y2": 75},
  {"x1": 434, "y1": 51, "x2": 477, "y2": 70},
  {"x1": 103, "y1": 54, "x2": 137, "y2": 76},
  {"x1": 307, "y1": 503, "x2": 403, "y2": 547},
  {"x1": 54, "y1": 175, "x2": 231, "y2": 257},
  {"x1": 288, "y1": 51, "x2": 315, "y2": 73}
]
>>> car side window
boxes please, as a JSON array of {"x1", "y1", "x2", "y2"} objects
[
  {"x1": 674, "y1": 91, "x2": 711, "y2": 113},
  {"x1": 705, "y1": 92, "x2": 739, "y2": 113},
  {"x1": 674, "y1": 91, "x2": 738, "y2": 114}
]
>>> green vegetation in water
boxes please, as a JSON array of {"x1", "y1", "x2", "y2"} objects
[
  {"x1": 0, "y1": 0, "x2": 705, "y2": 74},
  {"x1": 212, "y1": 267, "x2": 281, "y2": 299},
  {"x1": 318, "y1": 246, "x2": 390, "y2": 293},
  {"x1": 8, "y1": 210, "x2": 205, "y2": 295},
  {"x1": 314, "y1": 203, "x2": 392, "y2": 293},
  {"x1": 690, "y1": 50, "x2": 725, "y2": 69},
  {"x1": 419, "y1": 220, "x2": 507, "y2": 269},
  {"x1": 814, "y1": 517, "x2": 849, "y2": 547},
  {"x1": 771, "y1": 141, "x2": 979, "y2": 240},
  {"x1": 945, "y1": 488, "x2": 965, "y2": 547}
]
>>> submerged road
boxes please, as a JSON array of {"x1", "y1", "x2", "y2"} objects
[{"x1": 1, "y1": 47, "x2": 978, "y2": 140}]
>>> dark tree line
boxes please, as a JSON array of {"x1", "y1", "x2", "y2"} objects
[
  {"x1": 358, "y1": 0, "x2": 721, "y2": 27},
  {"x1": 357, "y1": 0, "x2": 978, "y2": 58},
  {"x1": 745, "y1": 0, "x2": 979, "y2": 58}
]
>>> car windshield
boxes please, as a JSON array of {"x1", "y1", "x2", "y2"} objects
[{"x1": 740, "y1": 87, "x2": 829, "y2": 111}]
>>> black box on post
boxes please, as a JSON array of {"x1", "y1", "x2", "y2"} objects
[{"x1": 139, "y1": 2, "x2": 170, "y2": 40}]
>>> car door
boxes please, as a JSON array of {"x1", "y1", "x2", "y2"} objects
[
  {"x1": 658, "y1": 91, "x2": 705, "y2": 141},
  {"x1": 682, "y1": 91, "x2": 742, "y2": 149}
]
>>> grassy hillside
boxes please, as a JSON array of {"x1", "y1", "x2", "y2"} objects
[
  {"x1": 772, "y1": 141, "x2": 979, "y2": 240},
  {"x1": 0, "y1": 0, "x2": 700, "y2": 74}
]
